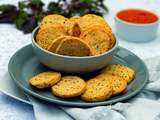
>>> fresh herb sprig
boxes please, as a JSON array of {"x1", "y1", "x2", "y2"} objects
[{"x1": 0, "y1": 0, "x2": 108, "y2": 33}]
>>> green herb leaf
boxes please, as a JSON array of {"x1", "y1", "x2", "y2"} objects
[
  {"x1": 0, "y1": 4, "x2": 16, "y2": 12},
  {"x1": 18, "y1": 1, "x2": 28, "y2": 10},
  {"x1": 30, "y1": 0, "x2": 44, "y2": 6},
  {"x1": 47, "y1": 2, "x2": 62, "y2": 14},
  {"x1": 81, "y1": 0, "x2": 95, "y2": 3},
  {"x1": 14, "y1": 11, "x2": 29, "y2": 29}
]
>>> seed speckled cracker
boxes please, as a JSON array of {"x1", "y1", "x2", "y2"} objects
[
  {"x1": 96, "y1": 73, "x2": 127, "y2": 96},
  {"x1": 101, "y1": 64, "x2": 135, "y2": 83},
  {"x1": 36, "y1": 25, "x2": 67, "y2": 50},
  {"x1": 52, "y1": 76, "x2": 86, "y2": 98},
  {"x1": 81, "y1": 78, "x2": 112, "y2": 102},
  {"x1": 56, "y1": 36, "x2": 92, "y2": 56},
  {"x1": 79, "y1": 14, "x2": 111, "y2": 32},
  {"x1": 80, "y1": 25, "x2": 110, "y2": 55},
  {"x1": 48, "y1": 36, "x2": 68, "y2": 52},
  {"x1": 29, "y1": 72, "x2": 61, "y2": 89},
  {"x1": 40, "y1": 14, "x2": 68, "y2": 30}
]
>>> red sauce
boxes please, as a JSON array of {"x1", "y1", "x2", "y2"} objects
[{"x1": 117, "y1": 9, "x2": 158, "y2": 24}]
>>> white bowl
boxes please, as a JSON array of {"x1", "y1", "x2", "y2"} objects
[{"x1": 115, "y1": 9, "x2": 159, "y2": 42}]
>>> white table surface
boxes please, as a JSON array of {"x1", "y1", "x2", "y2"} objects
[{"x1": 0, "y1": 0, "x2": 160, "y2": 120}]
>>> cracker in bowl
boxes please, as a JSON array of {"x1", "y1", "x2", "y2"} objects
[
  {"x1": 80, "y1": 25, "x2": 111, "y2": 55},
  {"x1": 56, "y1": 36, "x2": 92, "y2": 56},
  {"x1": 40, "y1": 14, "x2": 68, "y2": 30},
  {"x1": 36, "y1": 24, "x2": 68, "y2": 50}
]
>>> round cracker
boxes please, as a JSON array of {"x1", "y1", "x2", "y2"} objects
[
  {"x1": 81, "y1": 78, "x2": 112, "y2": 102},
  {"x1": 48, "y1": 36, "x2": 68, "y2": 53},
  {"x1": 79, "y1": 14, "x2": 111, "y2": 32},
  {"x1": 29, "y1": 72, "x2": 61, "y2": 89},
  {"x1": 96, "y1": 74, "x2": 127, "y2": 96},
  {"x1": 80, "y1": 25, "x2": 110, "y2": 55},
  {"x1": 109, "y1": 75, "x2": 127, "y2": 96},
  {"x1": 101, "y1": 64, "x2": 135, "y2": 83},
  {"x1": 36, "y1": 24, "x2": 67, "y2": 50},
  {"x1": 70, "y1": 16, "x2": 81, "y2": 22},
  {"x1": 56, "y1": 36, "x2": 91, "y2": 56},
  {"x1": 40, "y1": 14, "x2": 68, "y2": 30},
  {"x1": 52, "y1": 76, "x2": 86, "y2": 98}
]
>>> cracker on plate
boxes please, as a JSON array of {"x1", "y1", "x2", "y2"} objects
[
  {"x1": 101, "y1": 64, "x2": 135, "y2": 83},
  {"x1": 81, "y1": 78, "x2": 112, "y2": 102},
  {"x1": 52, "y1": 76, "x2": 86, "y2": 98},
  {"x1": 110, "y1": 75, "x2": 127, "y2": 96},
  {"x1": 29, "y1": 71, "x2": 61, "y2": 89},
  {"x1": 96, "y1": 74, "x2": 127, "y2": 96}
]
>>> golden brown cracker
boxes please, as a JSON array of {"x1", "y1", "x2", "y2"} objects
[
  {"x1": 96, "y1": 73, "x2": 127, "y2": 96},
  {"x1": 52, "y1": 76, "x2": 86, "y2": 98},
  {"x1": 80, "y1": 25, "x2": 110, "y2": 55},
  {"x1": 40, "y1": 14, "x2": 68, "y2": 29},
  {"x1": 48, "y1": 36, "x2": 67, "y2": 52},
  {"x1": 29, "y1": 72, "x2": 61, "y2": 89},
  {"x1": 110, "y1": 75, "x2": 127, "y2": 96},
  {"x1": 70, "y1": 16, "x2": 81, "y2": 22},
  {"x1": 79, "y1": 14, "x2": 111, "y2": 32},
  {"x1": 56, "y1": 36, "x2": 91, "y2": 56},
  {"x1": 81, "y1": 78, "x2": 112, "y2": 102},
  {"x1": 36, "y1": 24, "x2": 67, "y2": 50},
  {"x1": 109, "y1": 33, "x2": 116, "y2": 49},
  {"x1": 101, "y1": 64, "x2": 135, "y2": 83}
]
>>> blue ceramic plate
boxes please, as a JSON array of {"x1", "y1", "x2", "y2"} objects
[{"x1": 8, "y1": 44, "x2": 148, "y2": 107}]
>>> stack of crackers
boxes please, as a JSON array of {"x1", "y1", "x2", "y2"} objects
[
  {"x1": 36, "y1": 14, "x2": 116, "y2": 56},
  {"x1": 29, "y1": 64, "x2": 135, "y2": 102}
]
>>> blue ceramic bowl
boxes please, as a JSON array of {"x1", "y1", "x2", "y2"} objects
[
  {"x1": 31, "y1": 27, "x2": 118, "y2": 73},
  {"x1": 115, "y1": 9, "x2": 159, "y2": 42}
]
